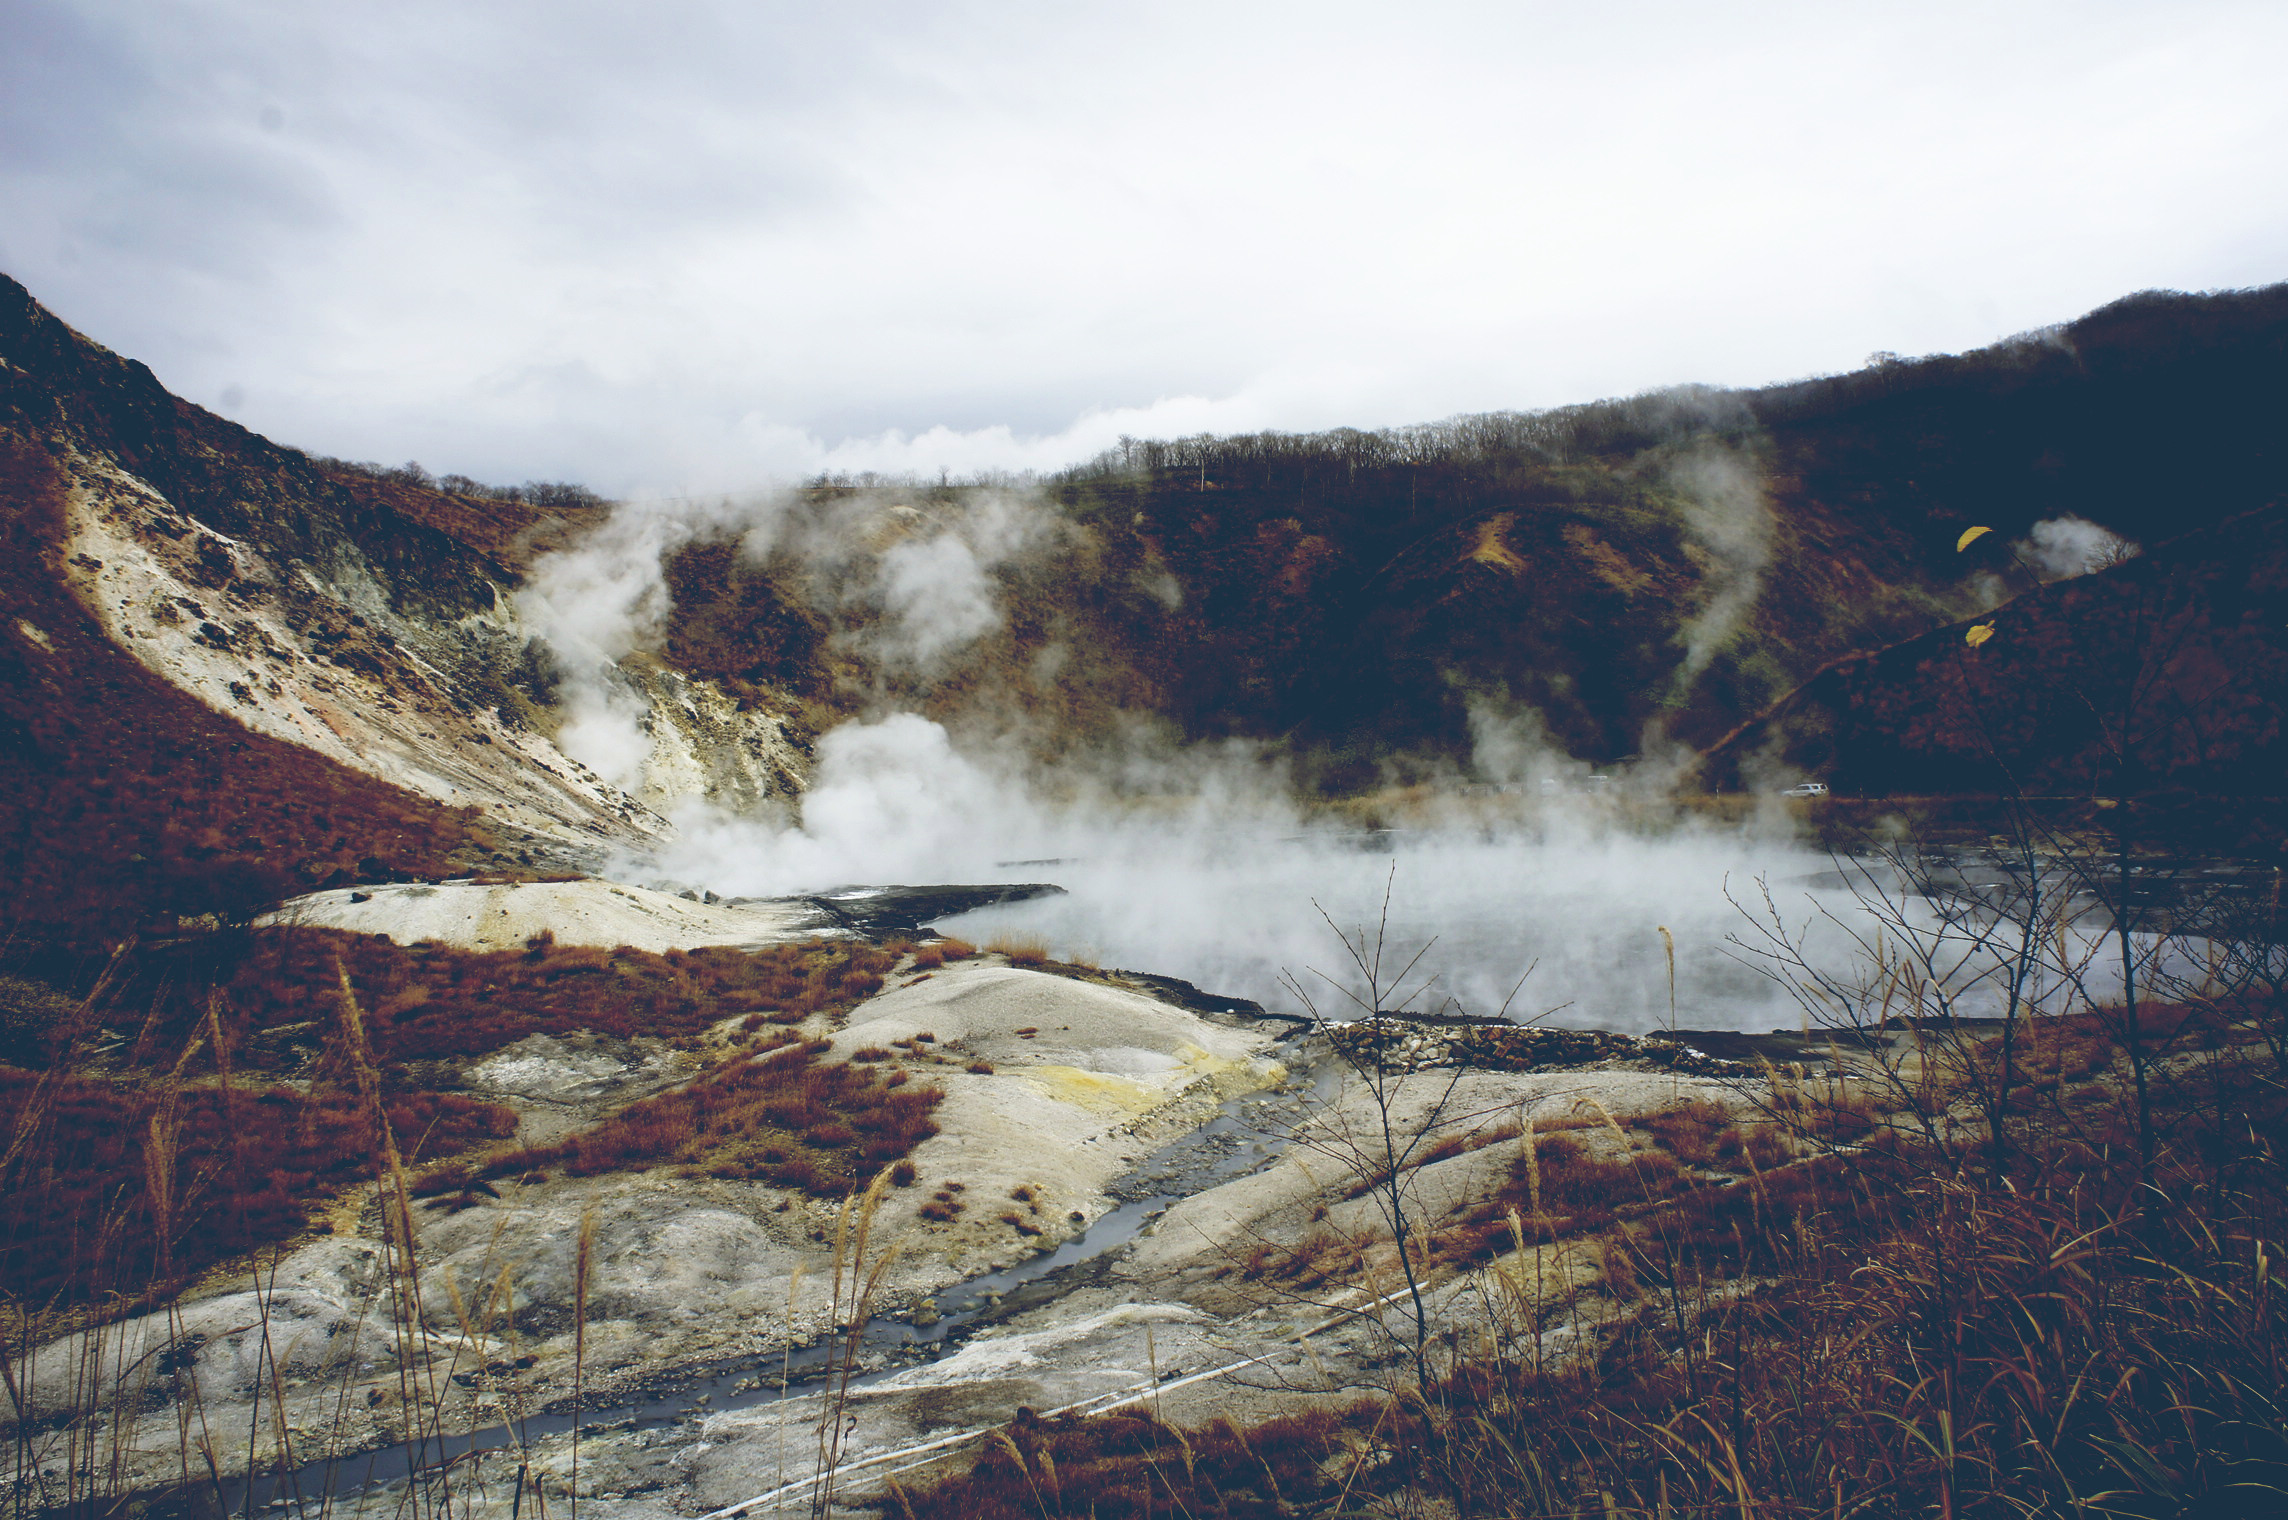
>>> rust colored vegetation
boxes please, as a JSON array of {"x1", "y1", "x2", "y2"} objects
[
  {"x1": 0, "y1": 1068, "x2": 512, "y2": 1311},
  {"x1": 485, "y1": 1038, "x2": 941, "y2": 1196},
  {"x1": 161, "y1": 930, "x2": 900, "y2": 1072}
]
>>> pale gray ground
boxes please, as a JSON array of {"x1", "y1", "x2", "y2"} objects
[{"x1": 265, "y1": 879, "x2": 838, "y2": 953}]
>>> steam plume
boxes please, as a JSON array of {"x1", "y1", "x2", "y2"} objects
[
  {"x1": 2022, "y1": 515, "x2": 2138, "y2": 579},
  {"x1": 1667, "y1": 441, "x2": 1775, "y2": 683}
]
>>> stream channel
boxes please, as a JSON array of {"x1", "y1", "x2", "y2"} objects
[{"x1": 224, "y1": 1029, "x2": 1342, "y2": 1515}]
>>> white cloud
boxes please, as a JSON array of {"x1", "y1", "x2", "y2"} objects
[{"x1": 6, "y1": 0, "x2": 2286, "y2": 491}]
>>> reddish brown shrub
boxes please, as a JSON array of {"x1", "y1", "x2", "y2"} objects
[
  {"x1": 1637, "y1": 1099, "x2": 1734, "y2": 1166},
  {"x1": 484, "y1": 1042, "x2": 941, "y2": 1196}
]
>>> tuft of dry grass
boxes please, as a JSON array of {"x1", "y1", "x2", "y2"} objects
[
  {"x1": 897, "y1": 1405, "x2": 1359, "y2": 1519},
  {"x1": 984, "y1": 934, "x2": 1050, "y2": 968},
  {"x1": 916, "y1": 1180, "x2": 971, "y2": 1224},
  {"x1": 1632, "y1": 1098, "x2": 1733, "y2": 1165},
  {"x1": 908, "y1": 938, "x2": 978, "y2": 972}
]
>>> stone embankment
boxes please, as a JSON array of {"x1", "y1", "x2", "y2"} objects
[{"x1": 1327, "y1": 1015, "x2": 1759, "y2": 1077}]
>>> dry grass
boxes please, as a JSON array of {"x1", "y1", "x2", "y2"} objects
[
  {"x1": 983, "y1": 933, "x2": 1050, "y2": 968},
  {"x1": 906, "y1": 1130, "x2": 2288, "y2": 1517},
  {"x1": 0, "y1": 1065, "x2": 512, "y2": 1313},
  {"x1": 103, "y1": 928, "x2": 900, "y2": 1073},
  {"x1": 918, "y1": 1181, "x2": 969, "y2": 1224},
  {"x1": 903, "y1": 998, "x2": 2288, "y2": 1517},
  {"x1": 0, "y1": 930, "x2": 916, "y2": 1319},
  {"x1": 899, "y1": 1404, "x2": 1359, "y2": 1519},
  {"x1": 0, "y1": 439, "x2": 484, "y2": 956},
  {"x1": 480, "y1": 1037, "x2": 942, "y2": 1196},
  {"x1": 908, "y1": 938, "x2": 978, "y2": 971}
]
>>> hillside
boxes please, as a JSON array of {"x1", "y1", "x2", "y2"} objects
[
  {"x1": 5, "y1": 273, "x2": 2288, "y2": 955},
  {"x1": 0, "y1": 431, "x2": 481, "y2": 953},
  {"x1": 1025, "y1": 286, "x2": 2288, "y2": 780},
  {"x1": 1700, "y1": 501, "x2": 2288, "y2": 807},
  {"x1": 642, "y1": 285, "x2": 2288, "y2": 790},
  {"x1": 5, "y1": 278, "x2": 2288, "y2": 1520},
  {"x1": 0, "y1": 274, "x2": 841, "y2": 953}
]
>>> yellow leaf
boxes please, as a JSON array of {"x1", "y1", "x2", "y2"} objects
[
  {"x1": 1955, "y1": 526, "x2": 1992, "y2": 553},
  {"x1": 1965, "y1": 622, "x2": 1995, "y2": 649}
]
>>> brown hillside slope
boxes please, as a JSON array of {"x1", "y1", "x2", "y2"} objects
[
  {"x1": 1698, "y1": 503, "x2": 2288, "y2": 809},
  {"x1": 0, "y1": 435, "x2": 484, "y2": 955},
  {"x1": 1016, "y1": 285, "x2": 2288, "y2": 781},
  {"x1": 0, "y1": 277, "x2": 689, "y2": 889}
]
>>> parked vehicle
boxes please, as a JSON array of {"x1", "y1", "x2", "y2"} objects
[{"x1": 1780, "y1": 781, "x2": 1829, "y2": 798}]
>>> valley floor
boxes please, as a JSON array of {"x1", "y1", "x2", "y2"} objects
[
  {"x1": 1, "y1": 891, "x2": 1775, "y2": 1520},
  {"x1": 8, "y1": 869, "x2": 2284, "y2": 1520}
]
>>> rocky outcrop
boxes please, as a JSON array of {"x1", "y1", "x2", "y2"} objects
[
  {"x1": 0, "y1": 274, "x2": 539, "y2": 619},
  {"x1": 4, "y1": 276, "x2": 820, "y2": 868},
  {"x1": 55, "y1": 443, "x2": 646, "y2": 851},
  {"x1": 613, "y1": 655, "x2": 809, "y2": 821}
]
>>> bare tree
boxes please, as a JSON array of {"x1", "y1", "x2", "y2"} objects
[
  {"x1": 1726, "y1": 823, "x2": 2104, "y2": 1174},
  {"x1": 1272, "y1": 870, "x2": 1554, "y2": 1517}
]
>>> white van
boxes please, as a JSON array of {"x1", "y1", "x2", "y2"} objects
[{"x1": 1780, "y1": 782, "x2": 1829, "y2": 798}]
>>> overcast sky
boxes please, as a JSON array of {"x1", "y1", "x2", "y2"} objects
[{"x1": 5, "y1": 1, "x2": 2284, "y2": 494}]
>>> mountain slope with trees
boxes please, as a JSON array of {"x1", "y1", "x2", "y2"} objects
[{"x1": 5, "y1": 270, "x2": 2287, "y2": 956}]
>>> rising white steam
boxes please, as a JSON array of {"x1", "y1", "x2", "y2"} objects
[
  {"x1": 856, "y1": 492, "x2": 1058, "y2": 670},
  {"x1": 622, "y1": 704, "x2": 1832, "y2": 1034},
  {"x1": 1464, "y1": 694, "x2": 1565, "y2": 789},
  {"x1": 525, "y1": 477, "x2": 1860, "y2": 1034},
  {"x1": 516, "y1": 484, "x2": 1065, "y2": 788},
  {"x1": 516, "y1": 490, "x2": 776, "y2": 785},
  {"x1": 653, "y1": 713, "x2": 1028, "y2": 890},
  {"x1": 1667, "y1": 441, "x2": 1775, "y2": 683},
  {"x1": 2022, "y1": 515, "x2": 2138, "y2": 579}
]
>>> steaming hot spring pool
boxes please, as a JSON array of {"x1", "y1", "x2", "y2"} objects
[
  {"x1": 665, "y1": 772, "x2": 2188, "y2": 1036},
  {"x1": 878, "y1": 828, "x2": 1855, "y2": 1036}
]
